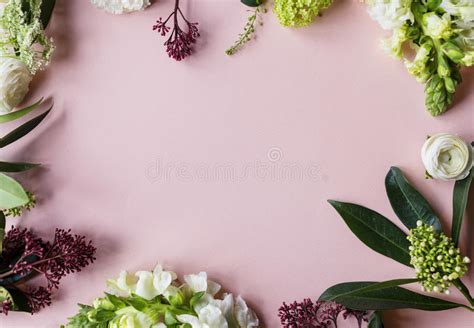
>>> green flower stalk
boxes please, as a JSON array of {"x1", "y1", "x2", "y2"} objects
[
  {"x1": 408, "y1": 221, "x2": 470, "y2": 294},
  {"x1": 0, "y1": 0, "x2": 54, "y2": 74},
  {"x1": 226, "y1": 6, "x2": 263, "y2": 56},
  {"x1": 366, "y1": 0, "x2": 474, "y2": 116},
  {"x1": 274, "y1": 0, "x2": 333, "y2": 27}
]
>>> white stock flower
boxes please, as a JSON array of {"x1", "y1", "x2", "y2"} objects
[
  {"x1": 440, "y1": 0, "x2": 474, "y2": 23},
  {"x1": 184, "y1": 272, "x2": 222, "y2": 296},
  {"x1": 423, "y1": 13, "x2": 453, "y2": 39},
  {"x1": 0, "y1": 57, "x2": 32, "y2": 113},
  {"x1": 107, "y1": 264, "x2": 176, "y2": 300},
  {"x1": 234, "y1": 296, "x2": 259, "y2": 328},
  {"x1": 366, "y1": 0, "x2": 414, "y2": 30},
  {"x1": 90, "y1": 0, "x2": 151, "y2": 14},
  {"x1": 421, "y1": 133, "x2": 473, "y2": 181},
  {"x1": 110, "y1": 307, "x2": 154, "y2": 328},
  {"x1": 178, "y1": 304, "x2": 228, "y2": 328}
]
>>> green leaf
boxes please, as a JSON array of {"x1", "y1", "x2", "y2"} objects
[
  {"x1": 40, "y1": 0, "x2": 56, "y2": 28},
  {"x1": 328, "y1": 200, "x2": 412, "y2": 266},
  {"x1": 368, "y1": 311, "x2": 384, "y2": 328},
  {"x1": 0, "y1": 98, "x2": 43, "y2": 123},
  {"x1": 385, "y1": 167, "x2": 441, "y2": 232},
  {"x1": 0, "y1": 161, "x2": 40, "y2": 173},
  {"x1": 0, "y1": 107, "x2": 51, "y2": 149},
  {"x1": 0, "y1": 211, "x2": 5, "y2": 253},
  {"x1": 319, "y1": 280, "x2": 465, "y2": 311},
  {"x1": 0, "y1": 173, "x2": 29, "y2": 210},
  {"x1": 452, "y1": 169, "x2": 473, "y2": 246},
  {"x1": 165, "y1": 311, "x2": 178, "y2": 325},
  {"x1": 190, "y1": 291, "x2": 205, "y2": 308},
  {"x1": 241, "y1": 0, "x2": 261, "y2": 7}
]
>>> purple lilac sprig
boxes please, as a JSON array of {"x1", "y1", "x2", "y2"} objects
[
  {"x1": 153, "y1": 0, "x2": 200, "y2": 61},
  {"x1": 279, "y1": 299, "x2": 368, "y2": 328},
  {"x1": 0, "y1": 227, "x2": 96, "y2": 314}
]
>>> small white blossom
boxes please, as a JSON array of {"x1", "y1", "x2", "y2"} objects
[{"x1": 366, "y1": 0, "x2": 414, "y2": 30}]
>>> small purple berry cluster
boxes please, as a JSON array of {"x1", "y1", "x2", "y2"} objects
[
  {"x1": 0, "y1": 227, "x2": 96, "y2": 314},
  {"x1": 153, "y1": 0, "x2": 200, "y2": 61},
  {"x1": 279, "y1": 299, "x2": 368, "y2": 328}
]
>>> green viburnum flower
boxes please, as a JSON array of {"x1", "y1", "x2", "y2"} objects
[
  {"x1": 408, "y1": 221, "x2": 471, "y2": 294},
  {"x1": 0, "y1": 0, "x2": 54, "y2": 74},
  {"x1": 273, "y1": 0, "x2": 333, "y2": 27}
]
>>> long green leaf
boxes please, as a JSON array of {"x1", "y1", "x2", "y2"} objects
[
  {"x1": 452, "y1": 169, "x2": 473, "y2": 246},
  {"x1": 0, "y1": 161, "x2": 40, "y2": 172},
  {"x1": 319, "y1": 280, "x2": 465, "y2": 311},
  {"x1": 0, "y1": 98, "x2": 43, "y2": 124},
  {"x1": 368, "y1": 311, "x2": 384, "y2": 328},
  {"x1": 0, "y1": 173, "x2": 29, "y2": 209},
  {"x1": 40, "y1": 0, "x2": 56, "y2": 28},
  {"x1": 385, "y1": 167, "x2": 441, "y2": 232},
  {"x1": 0, "y1": 107, "x2": 51, "y2": 149},
  {"x1": 328, "y1": 200, "x2": 412, "y2": 266}
]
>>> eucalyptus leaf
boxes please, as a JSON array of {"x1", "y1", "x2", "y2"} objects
[
  {"x1": 319, "y1": 280, "x2": 465, "y2": 311},
  {"x1": 40, "y1": 0, "x2": 56, "y2": 28},
  {"x1": 0, "y1": 161, "x2": 40, "y2": 173},
  {"x1": 0, "y1": 98, "x2": 43, "y2": 124},
  {"x1": 452, "y1": 169, "x2": 473, "y2": 246},
  {"x1": 385, "y1": 167, "x2": 441, "y2": 232},
  {"x1": 368, "y1": 311, "x2": 384, "y2": 328},
  {"x1": 328, "y1": 200, "x2": 412, "y2": 266},
  {"x1": 0, "y1": 173, "x2": 29, "y2": 210},
  {"x1": 0, "y1": 107, "x2": 51, "y2": 149}
]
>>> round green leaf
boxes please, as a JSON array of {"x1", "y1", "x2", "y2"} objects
[{"x1": 0, "y1": 173, "x2": 29, "y2": 210}]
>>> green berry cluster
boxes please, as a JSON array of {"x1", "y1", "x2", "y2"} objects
[
  {"x1": 274, "y1": 0, "x2": 333, "y2": 28},
  {"x1": 408, "y1": 221, "x2": 470, "y2": 294},
  {"x1": 2, "y1": 192, "x2": 36, "y2": 217}
]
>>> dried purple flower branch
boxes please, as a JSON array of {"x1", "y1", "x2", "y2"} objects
[
  {"x1": 153, "y1": 0, "x2": 200, "y2": 61},
  {"x1": 0, "y1": 227, "x2": 96, "y2": 314},
  {"x1": 279, "y1": 299, "x2": 368, "y2": 328}
]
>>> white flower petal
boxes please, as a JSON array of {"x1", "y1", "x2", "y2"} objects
[
  {"x1": 90, "y1": 0, "x2": 151, "y2": 14},
  {"x1": 0, "y1": 58, "x2": 32, "y2": 113}
]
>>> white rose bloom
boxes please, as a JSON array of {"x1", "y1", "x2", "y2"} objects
[
  {"x1": 90, "y1": 0, "x2": 151, "y2": 14},
  {"x1": 421, "y1": 133, "x2": 473, "y2": 181},
  {"x1": 0, "y1": 57, "x2": 32, "y2": 113},
  {"x1": 366, "y1": 0, "x2": 414, "y2": 30}
]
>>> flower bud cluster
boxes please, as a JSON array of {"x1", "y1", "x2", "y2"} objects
[{"x1": 408, "y1": 221, "x2": 470, "y2": 294}]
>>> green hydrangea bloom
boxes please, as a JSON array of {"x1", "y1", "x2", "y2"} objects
[
  {"x1": 274, "y1": 0, "x2": 333, "y2": 27},
  {"x1": 408, "y1": 221, "x2": 470, "y2": 294},
  {"x1": 0, "y1": 0, "x2": 54, "y2": 74}
]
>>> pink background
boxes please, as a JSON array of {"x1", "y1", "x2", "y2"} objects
[{"x1": 2, "y1": 0, "x2": 474, "y2": 327}]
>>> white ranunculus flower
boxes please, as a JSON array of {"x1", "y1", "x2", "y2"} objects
[
  {"x1": 90, "y1": 0, "x2": 151, "y2": 14},
  {"x1": 366, "y1": 0, "x2": 414, "y2": 30},
  {"x1": 0, "y1": 57, "x2": 32, "y2": 113},
  {"x1": 421, "y1": 133, "x2": 473, "y2": 181}
]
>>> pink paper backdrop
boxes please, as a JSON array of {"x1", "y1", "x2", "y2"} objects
[{"x1": 2, "y1": 0, "x2": 474, "y2": 327}]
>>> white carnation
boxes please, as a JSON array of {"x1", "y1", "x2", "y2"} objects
[
  {"x1": 90, "y1": 0, "x2": 151, "y2": 14},
  {"x1": 0, "y1": 57, "x2": 32, "y2": 113},
  {"x1": 367, "y1": 0, "x2": 414, "y2": 30}
]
